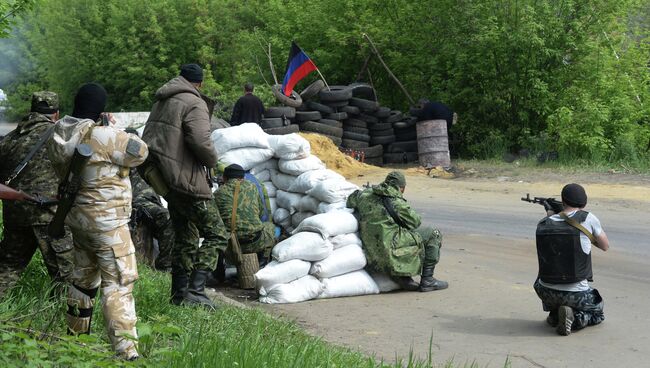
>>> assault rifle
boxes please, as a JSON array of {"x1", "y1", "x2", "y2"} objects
[
  {"x1": 0, "y1": 183, "x2": 57, "y2": 206},
  {"x1": 521, "y1": 193, "x2": 563, "y2": 214}
]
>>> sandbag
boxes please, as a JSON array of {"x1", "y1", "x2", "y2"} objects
[
  {"x1": 263, "y1": 181, "x2": 277, "y2": 197},
  {"x1": 317, "y1": 270, "x2": 379, "y2": 299},
  {"x1": 291, "y1": 211, "x2": 314, "y2": 228},
  {"x1": 273, "y1": 207, "x2": 291, "y2": 228},
  {"x1": 317, "y1": 201, "x2": 352, "y2": 214},
  {"x1": 255, "y1": 169, "x2": 271, "y2": 183},
  {"x1": 255, "y1": 259, "x2": 311, "y2": 294},
  {"x1": 268, "y1": 133, "x2": 310, "y2": 160},
  {"x1": 211, "y1": 123, "x2": 270, "y2": 156},
  {"x1": 259, "y1": 275, "x2": 324, "y2": 304},
  {"x1": 310, "y1": 244, "x2": 366, "y2": 279},
  {"x1": 270, "y1": 169, "x2": 298, "y2": 192},
  {"x1": 250, "y1": 159, "x2": 279, "y2": 175},
  {"x1": 297, "y1": 195, "x2": 320, "y2": 213},
  {"x1": 292, "y1": 211, "x2": 358, "y2": 237},
  {"x1": 308, "y1": 179, "x2": 358, "y2": 203},
  {"x1": 269, "y1": 197, "x2": 277, "y2": 215},
  {"x1": 220, "y1": 147, "x2": 274, "y2": 170},
  {"x1": 271, "y1": 231, "x2": 332, "y2": 262},
  {"x1": 330, "y1": 232, "x2": 362, "y2": 249},
  {"x1": 370, "y1": 272, "x2": 401, "y2": 293},
  {"x1": 288, "y1": 169, "x2": 345, "y2": 194},
  {"x1": 276, "y1": 190, "x2": 303, "y2": 214},
  {"x1": 278, "y1": 155, "x2": 325, "y2": 176}
]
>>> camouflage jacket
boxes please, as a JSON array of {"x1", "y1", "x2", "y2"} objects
[
  {"x1": 47, "y1": 116, "x2": 148, "y2": 232},
  {"x1": 215, "y1": 179, "x2": 265, "y2": 239},
  {"x1": 130, "y1": 168, "x2": 160, "y2": 205},
  {"x1": 346, "y1": 183, "x2": 423, "y2": 276},
  {"x1": 0, "y1": 113, "x2": 59, "y2": 226}
]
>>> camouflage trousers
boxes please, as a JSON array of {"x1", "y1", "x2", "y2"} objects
[
  {"x1": 166, "y1": 191, "x2": 229, "y2": 275},
  {"x1": 417, "y1": 226, "x2": 442, "y2": 269},
  {"x1": 237, "y1": 222, "x2": 276, "y2": 257},
  {"x1": 0, "y1": 224, "x2": 74, "y2": 297},
  {"x1": 534, "y1": 279, "x2": 605, "y2": 331},
  {"x1": 67, "y1": 224, "x2": 139, "y2": 358},
  {"x1": 132, "y1": 198, "x2": 174, "y2": 269}
]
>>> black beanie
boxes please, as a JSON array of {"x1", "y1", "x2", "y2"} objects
[
  {"x1": 224, "y1": 164, "x2": 245, "y2": 179},
  {"x1": 180, "y1": 63, "x2": 204, "y2": 83},
  {"x1": 561, "y1": 183, "x2": 587, "y2": 208},
  {"x1": 72, "y1": 83, "x2": 107, "y2": 122}
]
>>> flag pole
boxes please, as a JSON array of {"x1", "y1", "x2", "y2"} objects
[{"x1": 315, "y1": 68, "x2": 331, "y2": 91}]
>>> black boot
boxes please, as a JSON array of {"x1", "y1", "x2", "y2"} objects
[
  {"x1": 184, "y1": 269, "x2": 218, "y2": 310},
  {"x1": 419, "y1": 266, "x2": 448, "y2": 292},
  {"x1": 392, "y1": 276, "x2": 420, "y2": 291},
  {"x1": 170, "y1": 271, "x2": 188, "y2": 306}
]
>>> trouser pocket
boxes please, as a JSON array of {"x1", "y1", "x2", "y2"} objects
[{"x1": 111, "y1": 242, "x2": 139, "y2": 286}]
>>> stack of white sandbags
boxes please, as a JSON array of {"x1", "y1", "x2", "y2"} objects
[{"x1": 211, "y1": 123, "x2": 274, "y2": 170}]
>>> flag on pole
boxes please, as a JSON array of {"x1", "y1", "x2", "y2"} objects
[{"x1": 281, "y1": 41, "x2": 318, "y2": 97}]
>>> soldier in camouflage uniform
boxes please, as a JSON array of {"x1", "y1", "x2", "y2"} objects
[
  {"x1": 0, "y1": 92, "x2": 74, "y2": 297},
  {"x1": 47, "y1": 83, "x2": 148, "y2": 360},
  {"x1": 347, "y1": 171, "x2": 448, "y2": 292}
]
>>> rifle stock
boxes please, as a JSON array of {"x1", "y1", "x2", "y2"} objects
[{"x1": 0, "y1": 183, "x2": 39, "y2": 203}]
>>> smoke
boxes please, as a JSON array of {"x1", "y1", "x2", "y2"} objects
[{"x1": 0, "y1": 35, "x2": 27, "y2": 88}]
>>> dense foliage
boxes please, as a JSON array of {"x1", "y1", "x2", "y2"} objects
[{"x1": 0, "y1": 0, "x2": 648, "y2": 163}]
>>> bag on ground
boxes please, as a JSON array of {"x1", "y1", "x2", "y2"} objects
[
  {"x1": 308, "y1": 179, "x2": 358, "y2": 203},
  {"x1": 291, "y1": 211, "x2": 315, "y2": 228},
  {"x1": 268, "y1": 133, "x2": 310, "y2": 160},
  {"x1": 276, "y1": 190, "x2": 303, "y2": 214},
  {"x1": 263, "y1": 181, "x2": 277, "y2": 197},
  {"x1": 255, "y1": 169, "x2": 271, "y2": 183},
  {"x1": 273, "y1": 207, "x2": 291, "y2": 228},
  {"x1": 293, "y1": 211, "x2": 358, "y2": 237},
  {"x1": 310, "y1": 244, "x2": 366, "y2": 279},
  {"x1": 220, "y1": 147, "x2": 274, "y2": 170},
  {"x1": 255, "y1": 259, "x2": 312, "y2": 294},
  {"x1": 317, "y1": 270, "x2": 379, "y2": 299},
  {"x1": 271, "y1": 231, "x2": 332, "y2": 262},
  {"x1": 370, "y1": 272, "x2": 402, "y2": 293},
  {"x1": 329, "y1": 232, "x2": 362, "y2": 249},
  {"x1": 278, "y1": 155, "x2": 325, "y2": 176},
  {"x1": 317, "y1": 201, "x2": 351, "y2": 214},
  {"x1": 270, "y1": 169, "x2": 298, "y2": 192},
  {"x1": 250, "y1": 159, "x2": 278, "y2": 175},
  {"x1": 289, "y1": 169, "x2": 345, "y2": 194},
  {"x1": 269, "y1": 197, "x2": 277, "y2": 215},
  {"x1": 211, "y1": 123, "x2": 270, "y2": 156},
  {"x1": 298, "y1": 195, "x2": 320, "y2": 213},
  {"x1": 259, "y1": 275, "x2": 324, "y2": 304}
]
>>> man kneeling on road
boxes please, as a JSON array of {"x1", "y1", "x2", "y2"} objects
[
  {"x1": 534, "y1": 183, "x2": 609, "y2": 336},
  {"x1": 347, "y1": 171, "x2": 448, "y2": 292}
]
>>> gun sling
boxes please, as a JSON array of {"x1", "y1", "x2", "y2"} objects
[
  {"x1": 5, "y1": 124, "x2": 56, "y2": 185},
  {"x1": 381, "y1": 195, "x2": 408, "y2": 228},
  {"x1": 226, "y1": 181, "x2": 244, "y2": 265},
  {"x1": 560, "y1": 212, "x2": 597, "y2": 245}
]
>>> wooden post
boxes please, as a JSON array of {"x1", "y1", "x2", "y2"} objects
[{"x1": 362, "y1": 33, "x2": 415, "y2": 105}]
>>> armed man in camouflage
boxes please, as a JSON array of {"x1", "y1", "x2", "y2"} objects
[
  {"x1": 48, "y1": 83, "x2": 148, "y2": 360},
  {"x1": 0, "y1": 91, "x2": 74, "y2": 297},
  {"x1": 347, "y1": 171, "x2": 448, "y2": 292}
]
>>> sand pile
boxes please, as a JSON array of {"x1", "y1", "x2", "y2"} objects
[
  {"x1": 299, "y1": 133, "x2": 375, "y2": 179},
  {"x1": 405, "y1": 166, "x2": 455, "y2": 179}
]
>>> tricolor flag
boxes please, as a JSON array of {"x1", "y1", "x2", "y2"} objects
[{"x1": 281, "y1": 41, "x2": 318, "y2": 97}]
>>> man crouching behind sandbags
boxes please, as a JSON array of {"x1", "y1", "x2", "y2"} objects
[{"x1": 347, "y1": 171, "x2": 448, "y2": 292}]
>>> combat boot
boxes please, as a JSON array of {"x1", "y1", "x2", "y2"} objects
[
  {"x1": 556, "y1": 305, "x2": 574, "y2": 336},
  {"x1": 392, "y1": 276, "x2": 420, "y2": 291},
  {"x1": 170, "y1": 271, "x2": 188, "y2": 306},
  {"x1": 184, "y1": 269, "x2": 218, "y2": 310},
  {"x1": 419, "y1": 266, "x2": 448, "y2": 292}
]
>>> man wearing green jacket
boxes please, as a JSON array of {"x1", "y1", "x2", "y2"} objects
[{"x1": 347, "y1": 171, "x2": 448, "y2": 292}]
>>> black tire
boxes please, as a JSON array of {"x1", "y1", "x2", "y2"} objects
[
  {"x1": 344, "y1": 126, "x2": 369, "y2": 135},
  {"x1": 295, "y1": 110, "x2": 322, "y2": 122},
  {"x1": 319, "y1": 85, "x2": 353, "y2": 102},
  {"x1": 358, "y1": 113, "x2": 378, "y2": 124},
  {"x1": 349, "y1": 97, "x2": 379, "y2": 111},
  {"x1": 319, "y1": 134, "x2": 342, "y2": 146},
  {"x1": 394, "y1": 130, "x2": 417, "y2": 141},
  {"x1": 344, "y1": 118, "x2": 368, "y2": 128},
  {"x1": 409, "y1": 107, "x2": 424, "y2": 119},
  {"x1": 264, "y1": 124, "x2": 300, "y2": 135},
  {"x1": 371, "y1": 128, "x2": 395, "y2": 137},
  {"x1": 387, "y1": 140, "x2": 418, "y2": 153},
  {"x1": 373, "y1": 106, "x2": 391, "y2": 119},
  {"x1": 300, "y1": 80, "x2": 325, "y2": 100},
  {"x1": 385, "y1": 110, "x2": 404, "y2": 124},
  {"x1": 342, "y1": 131, "x2": 370, "y2": 142},
  {"x1": 264, "y1": 106, "x2": 296, "y2": 119},
  {"x1": 383, "y1": 152, "x2": 418, "y2": 164},
  {"x1": 327, "y1": 112, "x2": 348, "y2": 121},
  {"x1": 368, "y1": 122, "x2": 393, "y2": 131},
  {"x1": 340, "y1": 105, "x2": 360, "y2": 116},
  {"x1": 370, "y1": 135, "x2": 396, "y2": 145},
  {"x1": 272, "y1": 84, "x2": 303, "y2": 108},
  {"x1": 318, "y1": 118, "x2": 343, "y2": 128},
  {"x1": 348, "y1": 82, "x2": 376, "y2": 99},
  {"x1": 307, "y1": 101, "x2": 334, "y2": 114},
  {"x1": 326, "y1": 100, "x2": 349, "y2": 108},
  {"x1": 299, "y1": 120, "x2": 343, "y2": 137},
  {"x1": 341, "y1": 139, "x2": 370, "y2": 149},
  {"x1": 260, "y1": 117, "x2": 286, "y2": 129},
  {"x1": 361, "y1": 144, "x2": 384, "y2": 158}
]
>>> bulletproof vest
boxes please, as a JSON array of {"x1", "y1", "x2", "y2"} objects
[{"x1": 535, "y1": 210, "x2": 593, "y2": 284}]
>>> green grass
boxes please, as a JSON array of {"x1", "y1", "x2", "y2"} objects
[{"x1": 0, "y1": 255, "x2": 502, "y2": 368}]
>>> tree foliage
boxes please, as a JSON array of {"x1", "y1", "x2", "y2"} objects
[{"x1": 0, "y1": 0, "x2": 33, "y2": 37}]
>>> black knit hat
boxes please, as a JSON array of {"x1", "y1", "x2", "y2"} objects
[
  {"x1": 224, "y1": 164, "x2": 245, "y2": 179},
  {"x1": 561, "y1": 183, "x2": 587, "y2": 208},
  {"x1": 180, "y1": 63, "x2": 204, "y2": 83},
  {"x1": 72, "y1": 83, "x2": 107, "y2": 122}
]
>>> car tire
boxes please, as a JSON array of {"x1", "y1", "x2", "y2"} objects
[
  {"x1": 295, "y1": 110, "x2": 322, "y2": 122},
  {"x1": 299, "y1": 120, "x2": 344, "y2": 137},
  {"x1": 264, "y1": 124, "x2": 300, "y2": 135},
  {"x1": 344, "y1": 118, "x2": 368, "y2": 128},
  {"x1": 344, "y1": 126, "x2": 370, "y2": 135},
  {"x1": 264, "y1": 106, "x2": 296, "y2": 119},
  {"x1": 300, "y1": 80, "x2": 325, "y2": 100},
  {"x1": 307, "y1": 101, "x2": 334, "y2": 114},
  {"x1": 342, "y1": 131, "x2": 370, "y2": 142},
  {"x1": 319, "y1": 85, "x2": 353, "y2": 102},
  {"x1": 318, "y1": 118, "x2": 343, "y2": 128},
  {"x1": 272, "y1": 84, "x2": 303, "y2": 108},
  {"x1": 370, "y1": 135, "x2": 396, "y2": 145},
  {"x1": 341, "y1": 139, "x2": 370, "y2": 149}
]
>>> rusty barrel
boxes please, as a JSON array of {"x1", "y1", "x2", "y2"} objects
[{"x1": 416, "y1": 119, "x2": 450, "y2": 167}]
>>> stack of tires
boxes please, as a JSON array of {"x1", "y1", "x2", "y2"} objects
[
  {"x1": 260, "y1": 106, "x2": 299, "y2": 135},
  {"x1": 383, "y1": 116, "x2": 419, "y2": 164}
]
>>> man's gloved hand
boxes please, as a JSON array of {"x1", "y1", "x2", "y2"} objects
[{"x1": 542, "y1": 199, "x2": 554, "y2": 213}]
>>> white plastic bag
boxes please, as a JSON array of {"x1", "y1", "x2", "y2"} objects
[
  {"x1": 291, "y1": 211, "x2": 315, "y2": 228},
  {"x1": 263, "y1": 181, "x2": 277, "y2": 197},
  {"x1": 276, "y1": 190, "x2": 303, "y2": 214},
  {"x1": 269, "y1": 197, "x2": 277, "y2": 215},
  {"x1": 273, "y1": 207, "x2": 291, "y2": 228},
  {"x1": 271, "y1": 231, "x2": 332, "y2": 262},
  {"x1": 268, "y1": 133, "x2": 310, "y2": 160},
  {"x1": 250, "y1": 159, "x2": 278, "y2": 175},
  {"x1": 292, "y1": 211, "x2": 358, "y2": 237},
  {"x1": 297, "y1": 196, "x2": 320, "y2": 213},
  {"x1": 317, "y1": 270, "x2": 379, "y2": 299},
  {"x1": 329, "y1": 232, "x2": 362, "y2": 249},
  {"x1": 308, "y1": 179, "x2": 358, "y2": 203},
  {"x1": 255, "y1": 259, "x2": 311, "y2": 294},
  {"x1": 370, "y1": 272, "x2": 402, "y2": 293},
  {"x1": 310, "y1": 244, "x2": 367, "y2": 279},
  {"x1": 270, "y1": 169, "x2": 298, "y2": 192},
  {"x1": 259, "y1": 275, "x2": 324, "y2": 304},
  {"x1": 278, "y1": 155, "x2": 325, "y2": 176},
  {"x1": 288, "y1": 169, "x2": 345, "y2": 194},
  {"x1": 220, "y1": 147, "x2": 274, "y2": 170},
  {"x1": 317, "y1": 201, "x2": 352, "y2": 214},
  {"x1": 211, "y1": 123, "x2": 270, "y2": 156},
  {"x1": 255, "y1": 169, "x2": 271, "y2": 183}
]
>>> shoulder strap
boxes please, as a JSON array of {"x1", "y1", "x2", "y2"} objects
[
  {"x1": 560, "y1": 212, "x2": 597, "y2": 245},
  {"x1": 230, "y1": 181, "x2": 241, "y2": 233},
  {"x1": 380, "y1": 195, "x2": 407, "y2": 228},
  {"x1": 5, "y1": 124, "x2": 56, "y2": 185}
]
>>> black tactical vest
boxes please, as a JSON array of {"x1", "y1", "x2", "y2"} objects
[{"x1": 536, "y1": 210, "x2": 593, "y2": 283}]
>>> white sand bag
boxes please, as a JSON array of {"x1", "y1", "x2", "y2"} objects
[
  {"x1": 254, "y1": 169, "x2": 271, "y2": 183},
  {"x1": 269, "y1": 197, "x2": 277, "y2": 215},
  {"x1": 271, "y1": 231, "x2": 332, "y2": 262},
  {"x1": 317, "y1": 201, "x2": 352, "y2": 214},
  {"x1": 263, "y1": 181, "x2": 277, "y2": 197},
  {"x1": 288, "y1": 169, "x2": 345, "y2": 194},
  {"x1": 297, "y1": 196, "x2": 320, "y2": 213},
  {"x1": 310, "y1": 244, "x2": 366, "y2": 279},
  {"x1": 270, "y1": 169, "x2": 298, "y2": 192},
  {"x1": 259, "y1": 275, "x2": 324, "y2": 304},
  {"x1": 329, "y1": 232, "x2": 362, "y2": 249},
  {"x1": 317, "y1": 270, "x2": 379, "y2": 299},
  {"x1": 276, "y1": 190, "x2": 303, "y2": 214},
  {"x1": 211, "y1": 123, "x2": 269, "y2": 156},
  {"x1": 220, "y1": 147, "x2": 274, "y2": 170},
  {"x1": 273, "y1": 207, "x2": 291, "y2": 228},
  {"x1": 292, "y1": 211, "x2": 358, "y2": 237},
  {"x1": 255, "y1": 259, "x2": 311, "y2": 294},
  {"x1": 278, "y1": 155, "x2": 325, "y2": 176},
  {"x1": 291, "y1": 211, "x2": 315, "y2": 228},
  {"x1": 250, "y1": 159, "x2": 278, "y2": 175},
  {"x1": 268, "y1": 133, "x2": 310, "y2": 160},
  {"x1": 308, "y1": 179, "x2": 358, "y2": 203},
  {"x1": 370, "y1": 272, "x2": 402, "y2": 293}
]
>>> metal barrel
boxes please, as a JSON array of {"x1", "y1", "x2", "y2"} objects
[{"x1": 416, "y1": 119, "x2": 450, "y2": 167}]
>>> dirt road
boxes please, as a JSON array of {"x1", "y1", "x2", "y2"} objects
[{"x1": 256, "y1": 167, "x2": 650, "y2": 368}]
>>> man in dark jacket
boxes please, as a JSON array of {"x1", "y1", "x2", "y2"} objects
[
  {"x1": 230, "y1": 83, "x2": 264, "y2": 126},
  {"x1": 142, "y1": 64, "x2": 228, "y2": 309}
]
